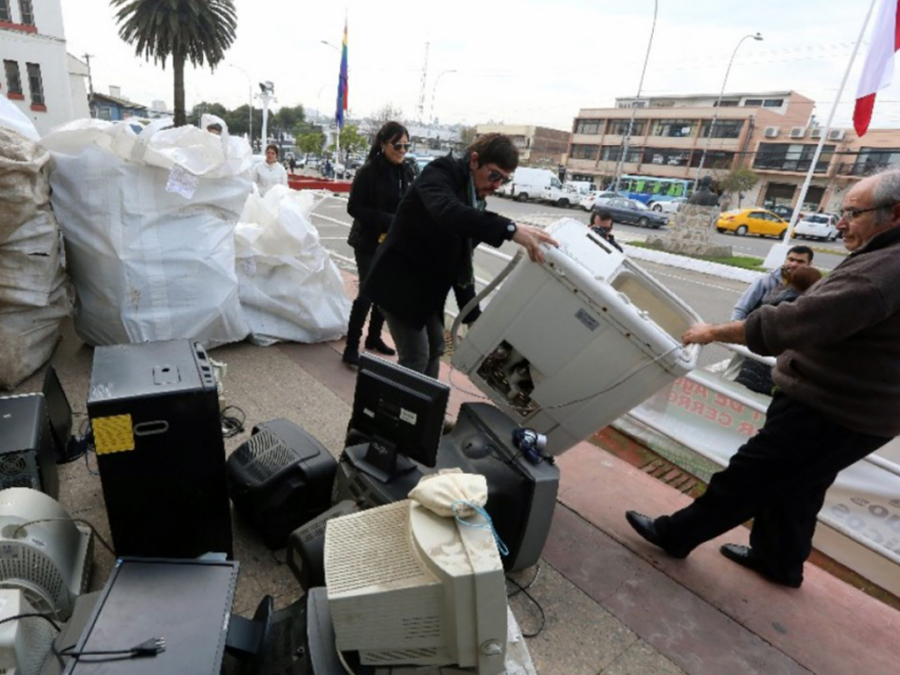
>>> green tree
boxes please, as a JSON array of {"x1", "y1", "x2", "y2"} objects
[
  {"x1": 224, "y1": 104, "x2": 270, "y2": 143},
  {"x1": 296, "y1": 130, "x2": 326, "y2": 156},
  {"x1": 720, "y1": 167, "x2": 759, "y2": 198},
  {"x1": 330, "y1": 124, "x2": 368, "y2": 160},
  {"x1": 111, "y1": 0, "x2": 238, "y2": 127},
  {"x1": 275, "y1": 104, "x2": 305, "y2": 132},
  {"x1": 190, "y1": 101, "x2": 228, "y2": 126}
]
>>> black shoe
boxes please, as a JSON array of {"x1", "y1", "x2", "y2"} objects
[
  {"x1": 719, "y1": 544, "x2": 802, "y2": 588},
  {"x1": 365, "y1": 337, "x2": 396, "y2": 356},
  {"x1": 625, "y1": 511, "x2": 689, "y2": 559},
  {"x1": 342, "y1": 348, "x2": 360, "y2": 368}
]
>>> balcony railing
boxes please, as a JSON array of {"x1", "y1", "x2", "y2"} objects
[
  {"x1": 835, "y1": 161, "x2": 894, "y2": 177},
  {"x1": 753, "y1": 158, "x2": 831, "y2": 174}
]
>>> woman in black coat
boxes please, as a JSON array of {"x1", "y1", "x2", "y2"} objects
[{"x1": 342, "y1": 121, "x2": 415, "y2": 367}]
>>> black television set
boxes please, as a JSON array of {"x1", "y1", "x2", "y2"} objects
[{"x1": 347, "y1": 354, "x2": 450, "y2": 483}]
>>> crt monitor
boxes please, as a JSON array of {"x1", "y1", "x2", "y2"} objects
[
  {"x1": 325, "y1": 499, "x2": 507, "y2": 675},
  {"x1": 348, "y1": 354, "x2": 450, "y2": 482}
]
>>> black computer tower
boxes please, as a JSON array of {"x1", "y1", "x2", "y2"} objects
[
  {"x1": 0, "y1": 394, "x2": 58, "y2": 498},
  {"x1": 87, "y1": 340, "x2": 233, "y2": 559}
]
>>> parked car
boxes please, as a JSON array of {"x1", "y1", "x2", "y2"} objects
[
  {"x1": 592, "y1": 197, "x2": 669, "y2": 228},
  {"x1": 648, "y1": 197, "x2": 688, "y2": 214},
  {"x1": 716, "y1": 209, "x2": 788, "y2": 238},
  {"x1": 792, "y1": 213, "x2": 840, "y2": 241},
  {"x1": 580, "y1": 190, "x2": 625, "y2": 211}
]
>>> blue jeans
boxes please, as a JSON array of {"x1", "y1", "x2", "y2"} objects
[{"x1": 381, "y1": 309, "x2": 445, "y2": 379}]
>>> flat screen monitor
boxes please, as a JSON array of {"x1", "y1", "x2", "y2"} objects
[
  {"x1": 42, "y1": 366, "x2": 73, "y2": 463},
  {"x1": 349, "y1": 355, "x2": 449, "y2": 482}
]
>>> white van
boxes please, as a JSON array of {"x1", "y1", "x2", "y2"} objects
[{"x1": 505, "y1": 167, "x2": 560, "y2": 202}]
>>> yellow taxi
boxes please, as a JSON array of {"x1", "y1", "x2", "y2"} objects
[{"x1": 715, "y1": 209, "x2": 788, "y2": 238}]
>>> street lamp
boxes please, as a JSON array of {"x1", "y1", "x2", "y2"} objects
[
  {"x1": 429, "y1": 69, "x2": 456, "y2": 126},
  {"x1": 258, "y1": 81, "x2": 275, "y2": 151},
  {"x1": 612, "y1": 0, "x2": 658, "y2": 192},
  {"x1": 693, "y1": 32, "x2": 763, "y2": 188},
  {"x1": 228, "y1": 63, "x2": 253, "y2": 146}
]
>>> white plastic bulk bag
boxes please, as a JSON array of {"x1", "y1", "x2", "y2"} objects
[
  {"x1": 41, "y1": 119, "x2": 252, "y2": 347},
  {"x1": 235, "y1": 186, "x2": 350, "y2": 345}
]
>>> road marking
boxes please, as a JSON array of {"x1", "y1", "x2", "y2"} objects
[
  {"x1": 312, "y1": 213, "x2": 351, "y2": 228},
  {"x1": 648, "y1": 269, "x2": 744, "y2": 294}
]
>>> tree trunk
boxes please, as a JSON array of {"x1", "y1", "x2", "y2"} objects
[{"x1": 173, "y1": 49, "x2": 186, "y2": 127}]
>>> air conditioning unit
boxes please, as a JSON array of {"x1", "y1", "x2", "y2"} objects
[
  {"x1": 789, "y1": 127, "x2": 806, "y2": 139},
  {"x1": 764, "y1": 126, "x2": 780, "y2": 138},
  {"x1": 809, "y1": 128, "x2": 823, "y2": 139},
  {"x1": 827, "y1": 129, "x2": 846, "y2": 141}
]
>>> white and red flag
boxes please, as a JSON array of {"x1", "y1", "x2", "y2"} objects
[{"x1": 854, "y1": 0, "x2": 900, "y2": 136}]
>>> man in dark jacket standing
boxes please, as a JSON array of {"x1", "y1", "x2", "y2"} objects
[
  {"x1": 625, "y1": 169, "x2": 900, "y2": 589},
  {"x1": 363, "y1": 133, "x2": 557, "y2": 378}
]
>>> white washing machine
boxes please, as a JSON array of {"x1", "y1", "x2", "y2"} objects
[{"x1": 452, "y1": 218, "x2": 702, "y2": 456}]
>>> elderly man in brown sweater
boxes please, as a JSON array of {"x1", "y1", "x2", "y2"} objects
[{"x1": 625, "y1": 168, "x2": 900, "y2": 588}]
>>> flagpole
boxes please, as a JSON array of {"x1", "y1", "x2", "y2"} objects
[{"x1": 779, "y1": 0, "x2": 879, "y2": 244}]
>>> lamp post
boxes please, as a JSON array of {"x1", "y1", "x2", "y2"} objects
[
  {"x1": 258, "y1": 81, "x2": 275, "y2": 151},
  {"x1": 693, "y1": 32, "x2": 763, "y2": 189},
  {"x1": 612, "y1": 0, "x2": 657, "y2": 192},
  {"x1": 320, "y1": 40, "x2": 342, "y2": 164},
  {"x1": 429, "y1": 69, "x2": 456, "y2": 126},
  {"x1": 228, "y1": 63, "x2": 252, "y2": 146}
]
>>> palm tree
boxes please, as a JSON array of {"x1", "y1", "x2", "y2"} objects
[{"x1": 110, "y1": 0, "x2": 237, "y2": 127}]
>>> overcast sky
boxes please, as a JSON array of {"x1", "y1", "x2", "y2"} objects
[{"x1": 61, "y1": 0, "x2": 900, "y2": 131}]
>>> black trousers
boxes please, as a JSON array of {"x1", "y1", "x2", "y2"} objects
[
  {"x1": 656, "y1": 392, "x2": 890, "y2": 583},
  {"x1": 345, "y1": 249, "x2": 384, "y2": 351}
]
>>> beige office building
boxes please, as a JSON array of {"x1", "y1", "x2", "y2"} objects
[{"x1": 565, "y1": 91, "x2": 900, "y2": 213}]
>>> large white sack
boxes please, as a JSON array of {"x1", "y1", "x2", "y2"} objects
[
  {"x1": 41, "y1": 119, "x2": 253, "y2": 347},
  {"x1": 236, "y1": 186, "x2": 350, "y2": 345},
  {"x1": 0, "y1": 210, "x2": 64, "y2": 307},
  {"x1": 0, "y1": 276, "x2": 73, "y2": 389},
  {"x1": 0, "y1": 127, "x2": 52, "y2": 243},
  {"x1": 0, "y1": 97, "x2": 39, "y2": 143}
]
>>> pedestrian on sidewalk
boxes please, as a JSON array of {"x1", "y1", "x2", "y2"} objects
[
  {"x1": 590, "y1": 210, "x2": 623, "y2": 252},
  {"x1": 363, "y1": 133, "x2": 558, "y2": 378},
  {"x1": 342, "y1": 121, "x2": 415, "y2": 367},
  {"x1": 253, "y1": 144, "x2": 288, "y2": 196},
  {"x1": 626, "y1": 169, "x2": 900, "y2": 588}
]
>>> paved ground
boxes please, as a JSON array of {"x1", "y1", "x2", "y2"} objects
[{"x1": 13, "y1": 262, "x2": 899, "y2": 674}]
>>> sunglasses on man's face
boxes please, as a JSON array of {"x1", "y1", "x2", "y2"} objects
[
  {"x1": 391, "y1": 142, "x2": 412, "y2": 151},
  {"x1": 487, "y1": 169, "x2": 512, "y2": 185}
]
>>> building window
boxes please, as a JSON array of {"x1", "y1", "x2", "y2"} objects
[
  {"x1": 569, "y1": 144, "x2": 598, "y2": 160},
  {"x1": 575, "y1": 118, "x2": 603, "y2": 134},
  {"x1": 97, "y1": 106, "x2": 112, "y2": 120},
  {"x1": 643, "y1": 147, "x2": 691, "y2": 166},
  {"x1": 743, "y1": 99, "x2": 763, "y2": 107},
  {"x1": 651, "y1": 119, "x2": 695, "y2": 138},
  {"x1": 4, "y1": 60, "x2": 22, "y2": 97},
  {"x1": 763, "y1": 99, "x2": 784, "y2": 108},
  {"x1": 608, "y1": 120, "x2": 645, "y2": 136},
  {"x1": 18, "y1": 0, "x2": 33, "y2": 25},
  {"x1": 714, "y1": 100, "x2": 739, "y2": 107},
  {"x1": 754, "y1": 143, "x2": 835, "y2": 173},
  {"x1": 699, "y1": 119, "x2": 743, "y2": 139},
  {"x1": 26, "y1": 62, "x2": 43, "y2": 106},
  {"x1": 689, "y1": 150, "x2": 735, "y2": 169},
  {"x1": 848, "y1": 147, "x2": 900, "y2": 176},
  {"x1": 600, "y1": 146, "x2": 642, "y2": 163},
  {"x1": 0, "y1": 0, "x2": 10, "y2": 22}
]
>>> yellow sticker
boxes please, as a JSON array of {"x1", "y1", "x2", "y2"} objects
[{"x1": 92, "y1": 415, "x2": 135, "y2": 455}]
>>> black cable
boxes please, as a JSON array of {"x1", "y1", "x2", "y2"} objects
[
  {"x1": 59, "y1": 637, "x2": 165, "y2": 660},
  {"x1": 506, "y1": 566, "x2": 546, "y2": 639},
  {"x1": 0, "y1": 612, "x2": 60, "y2": 631},
  {"x1": 221, "y1": 405, "x2": 246, "y2": 438}
]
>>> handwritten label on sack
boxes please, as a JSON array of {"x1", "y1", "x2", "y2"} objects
[{"x1": 165, "y1": 164, "x2": 199, "y2": 200}]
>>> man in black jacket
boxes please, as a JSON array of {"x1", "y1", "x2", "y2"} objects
[{"x1": 363, "y1": 133, "x2": 557, "y2": 378}]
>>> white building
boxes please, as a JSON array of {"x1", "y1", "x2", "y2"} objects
[{"x1": 1, "y1": 0, "x2": 89, "y2": 134}]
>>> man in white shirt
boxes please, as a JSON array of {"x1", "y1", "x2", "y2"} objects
[{"x1": 253, "y1": 144, "x2": 289, "y2": 195}]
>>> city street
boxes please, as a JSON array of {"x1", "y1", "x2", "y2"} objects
[{"x1": 309, "y1": 193, "x2": 762, "y2": 368}]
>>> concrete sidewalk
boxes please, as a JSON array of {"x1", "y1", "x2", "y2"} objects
[{"x1": 13, "y1": 282, "x2": 900, "y2": 675}]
